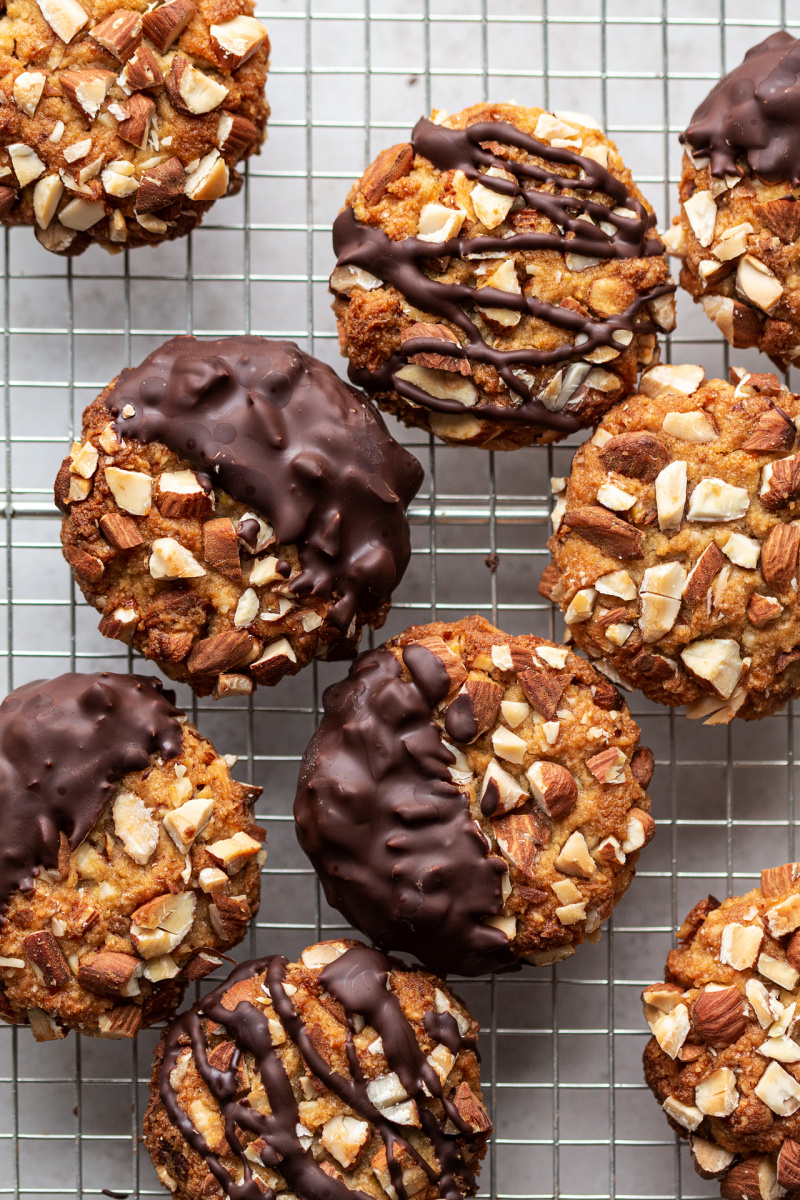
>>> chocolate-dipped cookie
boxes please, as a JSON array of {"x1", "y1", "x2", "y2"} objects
[
  {"x1": 330, "y1": 101, "x2": 675, "y2": 451},
  {"x1": 143, "y1": 939, "x2": 491, "y2": 1200},
  {"x1": 0, "y1": 671, "x2": 263, "y2": 1040},
  {"x1": 0, "y1": 0, "x2": 269, "y2": 254},
  {"x1": 56, "y1": 336, "x2": 423, "y2": 697},
  {"x1": 643, "y1": 865, "x2": 800, "y2": 1199},
  {"x1": 548, "y1": 363, "x2": 800, "y2": 722},
  {"x1": 667, "y1": 31, "x2": 800, "y2": 370},
  {"x1": 294, "y1": 615, "x2": 654, "y2": 977}
]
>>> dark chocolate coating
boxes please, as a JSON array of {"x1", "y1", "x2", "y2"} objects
[
  {"x1": 294, "y1": 647, "x2": 516, "y2": 977},
  {"x1": 158, "y1": 945, "x2": 482, "y2": 1200},
  {"x1": 682, "y1": 31, "x2": 800, "y2": 182},
  {"x1": 334, "y1": 117, "x2": 673, "y2": 428},
  {"x1": 0, "y1": 672, "x2": 182, "y2": 920},
  {"x1": 104, "y1": 336, "x2": 424, "y2": 631}
]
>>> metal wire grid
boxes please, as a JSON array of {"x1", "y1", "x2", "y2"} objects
[{"x1": 2, "y1": 1, "x2": 800, "y2": 1197}]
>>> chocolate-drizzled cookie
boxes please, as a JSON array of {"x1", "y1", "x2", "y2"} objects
[
  {"x1": 56, "y1": 336, "x2": 423, "y2": 697},
  {"x1": 0, "y1": 672, "x2": 264, "y2": 1039},
  {"x1": 143, "y1": 939, "x2": 491, "y2": 1200},
  {"x1": 331, "y1": 102, "x2": 675, "y2": 451},
  {"x1": 295, "y1": 616, "x2": 654, "y2": 976},
  {"x1": 667, "y1": 31, "x2": 800, "y2": 370}
]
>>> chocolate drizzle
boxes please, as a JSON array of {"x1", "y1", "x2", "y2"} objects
[
  {"x1": 682, "y1": 31, "x2": 800, "y2": 183},
  {"x1": 158, "y1": 946, "x2": 483, "y2": 1200},
  {"x1": 333, "y1": 117, "x2": 672, "y2": 427},
  {"x1": 0, "y1": 672, "x2": 182, "y2": 920},
  {"x1": 294, "y1": 648, "x2": 515, "y2": 977},
  {"x1": 104, "y1": 336, "x2": 423, "y2": 631}
]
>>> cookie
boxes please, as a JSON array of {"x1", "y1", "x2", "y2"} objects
[
  {"x1": 642, "y1": 864, "x2": 800, "y2": 1200},
  {"x1": 294, "y1": 615, "x2": 654, "y2": 977},
  {"x1": 330, "y1": 101, "x2": 675, "y2": 451},
  {"x1": 56, "y1": 336, "x2": 423, "y2": 697},
  {"x1": 0, "y1": 0, "x2": 269, "y2": 254},
  {"x1": 143, "y1": 939, "x2": 491, "y2": 1200},
  {"x1": 548, "y1": 364, "x2": 800, "y2": 722},
  {"x1": 0, "y1": 671, "x2": 263, "y2": 1040},
  {"x1": 666, "y1": 31, "x2": 800, "y2": 370}
]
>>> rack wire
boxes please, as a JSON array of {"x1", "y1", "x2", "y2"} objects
[{"x1": 3, "y1": 1, "x2": 800, "y2": 1197}]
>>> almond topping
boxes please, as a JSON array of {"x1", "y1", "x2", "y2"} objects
[
  {"x1": 755, "y1": 1061, "x2": 800, "y2": 1115},
  {"x1": 586, "y1": 746, "x2": 626, "y2": 784},
  {"x1": 737, "y1": 254, "x2": 783, "y2": 312},
  {"x1": 166, "y1": 55, "x2": 228, "y2": 115},
  {"x1": 654, "y1": 459, "x2": 687, "y2": 532},
  {"x1": 24, "y1": 930, "x2": 70, "y2": 989},
  {"x1": 14, "y1": 71, "x2": 46, "y2": 117},
  {"x1": 562, "y1": 506, "x2": 643, "y2": 560},
  {"x1": 112, "y1": 790, "x2": 159, "y2": 865},
  {"x1": 720, "y1": 922, "x2": 763, "y2": 969},
  {"x1": 554, "y1": 829, "x2": 595, "y2": 878},
  {"x1": 597, "y1": 431, "x2": 670, "y2": 481},
  {"x1": 210, "y1": 14, "x2": 268, "y2": 68},
  {"x1": 686, "y1": 477, "x2": 749, "y2": 521},
  {"x1": 491, "y1": 810, "x2": 549, "y2": 876},
  {"x1": 77, "y1": 950, "x2": 141, "y2": 997},
  {"x1": 187, "y1": 630, "x2": 256, "y2": 675},
  {"x1": 118, "y1": 92, "x2": 155, "y2": 149},
  {"x1": 760, "y1": 523, "x2": 800, "y2": 590},
  {"x1": 60, "y1": 68, "x2": 114, "y2": 119},
  {"x1": 149, "y1": 537, "x2": 206, "y2": 580},
  {"x1": 37, "y1": 0, "x2": 88, "y2": 43},
  {"x1": 526, "y1": 761, "x2": 578, "y2": 819},
  {"x1": 135, "y1": 157, "x2": 185, "y2": 215},
  {"x1": 206, "y1": 831, "x2": 262, "y2": 875},
  {"x1": 141, "y1": 0, "x2": 195, "y2": 51},
  {"x1": 760, "y1": 453, "x2": 800, "y2": 510},
  {"x1": 692, "y1": 986, "x2": 746, "y2": 1046},
  {"x1": 104, "y1": 466, "x2": 151, "y2": 515},
  {"x1": 163, "y1": 796, "x2": 214, "y2": 851},
  {"x1": 123, "y1": 45, "x2": 164, "y2": 90},
  {"x1": 695, "y1": 1067, "x2": 738, "y2": 1117},
  {"x1": 681, "y1": 639, "x2": 743, "y2": 699},
  {"x1": 90, "y1": 9, "x2": 142, "y2": 59},
  {"x1": 748, "y1": 593, "x2": 783, "y2": 627},
  {"x1": 742, "y1": 407, "x2": 796, "y2": 453}
]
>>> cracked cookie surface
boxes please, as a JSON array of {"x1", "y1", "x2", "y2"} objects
[
  {"x1": 642, "y1": 865, "x2": 800, "y2": 1200},
  {"x1": 0, "y1": 0, "x2": 269, "y2": 253},
  {"x1": 549, "y1": 365, "x2": 800, "y2": 722},
  {"x1": 0, "y1": 671, "x2": 263, "y2": 1040},
  {"x1": 330, "y1": 101, "x2": 675, "y2": 451},
  {"x1": 57, "y1": 336, "x2": 423, "y2": 697},
  {"x1": 143, "y1": 940, "x2": 490, "y2": 1200},
  {"x1": 295, "y1": 614, "x2": 654, "y2": 977},
  {"x1": 667, "y1": 31, "x2": 800, "y2": 370}
]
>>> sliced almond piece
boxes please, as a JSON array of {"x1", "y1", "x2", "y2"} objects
[
  {"x1": 686, "y1": 477, "x2": 749, "y2": 521},
  {"x1": 655, "y1": 460, "x2": 687, "y2": 532},
  {"x1": 586, "y1": 746, "x2": 626, "y2": 784},
  {"x1": 394, "y1": 363, "x2": 477, "y2": 407},
  {"x1": 206, "y1": 831, "x2": 262, "y2": 875},
  {"x1": 14, "y1": 71, "x2": 46, "y2": 117},
  {"x1": 748, "y1": 593, "x2": 782, "y2": 627},
  {"x1": 737, "y1": 254, "x2": 783, "y2": 313},
  {"x1": 416, "y1": 202, "x2": 465, "y2": 243},
  {"x1": 640, "y1": 363, "x2": 704, "y2": 399},
  {"x1": 662, "y1": 1096, "x2": 703, "y2": 1131},
  {"x1": 597, "y1": 481, "x2": 636, "y2": 511},
  {"x1": 683, "y1": 541, "x2": 725, "y2": 604},
  {"x1": 765, "y1": 893, "x2": 800, "y2": 938},
  {"x1": 755, "y1": 1060, "x2": 800, "y2": 1116},
  {"x1": 166, "y1": 56, "x2": 228, "y2": 115},
  {"x1": 104, "y1": 466, "x2": 151, "y2": 515},
  {"x1": 155, "y1": 469, "x2": 213, "y2": 518},
  {"x1": 210, "y1": 14, "x2": 268, "y2": 68},
  {"x1": 652, "y1": 1003, "x2": 690, "y2": 1058},
  {"x1": 639, "y1": 593, "x2": 680, "y2": 643},
  {"x1": 722, "y1": 531, "x2": 760, "y2": 569},
  {"x1": 681, "y1": 638, "x2": 743, "y2": 699},
  {"x1": 8, "y1": 143, "x2": 45, "y2": 188},
  {"x1": 564, "y1": 587, "x2": 596, "y2": 624},
  {"x1": 480, "y1": 758, "x2": 528, "y2": 815},
  {"x1": 760, "y1": 452, "x2": 800, "y2": 509},
  {"x1": 683, "y1": 190, "x2": 717, "y2": 246},
  {"x1": 60, "y1": 69, "x2": 115, "y2": 120},
  {"x1": 471, "y1": 167, "x2": 515, "y2": 229},
  {"x1": 135, "y1": 157, "x2": 184, "y2": 215},
  {"x1": 141, "y1": 0, "x2": 195, "y2": 51},
  {"x1": 690, "y1": 1137, "x2": 734, "y2": 1180},
  {"x1": 37, "y1": 0, "x2": 88, "y2": 43},
  {"x1": 491, "y1": 810, "x2": 548, "y2": 877},
  {"x1": 554, "y1": 830, "x2": 595, "y2": 878},
  {"x1": 598, "y1": 432, "x2": 670, "y2": 481},
  {"x1": 112, "y1": 790, "x2": 159, "y2": 865},
  {"x1": 719, "y1": 921, "x2": 763, "y2": 969},
  {"x1": 695, "y1": 1067, "x2": 738, "y2": 1117},
  {"x1": 320, "y1": 1116, "x2": 370, "y2": 1170},
  {"x1": 595, "y1": 569, "x2": 637, "y2": 601},
  {"x1": 184, "y1": 150, "x2": 229, "y2": 202},
  {"x1": 662, "y1": 411, "x2": 717, "y2": 442},
  {"x1": 641, "y1": 561, "x2": 686, "y2": 598},
  {"x1": 149, "y1": 537, "x2": 206, "y2": 580},
  {"x1": 90, "y1": 9, "x2": 142, "y2": 59},
  {"x1": 491, "y1": 725, "x2": 527, "y2": 764},
  {"x1": 59, "y1": 198, "x2": 104, "y2": 231},
  {"x1": 163, "y1": 796, "x2": 213, "y2": 851}
]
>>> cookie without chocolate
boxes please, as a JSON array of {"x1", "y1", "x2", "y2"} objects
[
  {"x1": 330, "y1": 101, "x2": 675, "y2": 451},
  {"x1": 642, "y1": 865, "x2": 800, "y2": 1200},
  {"x1": 294, "y1": 615, "x2": 654, "y2": 977},
  {"x1": 143, "y1": 939, "x2": 491, "y2": 1200},
  {"x1": 549, "y1": 364, "x2": 800, "y2": 722},
  {"x1": 0, "y1": 0, "x2": 269, "y2": 253},
  {"x1": 0, "y1": 671, "x2": 263, "y2": 1040},
  {"x1": 666, "y1": 32, "x2": 800, "y2": 370},
  {"x1": 57, "y1": 336, "x2": 423, "y2": 697}
]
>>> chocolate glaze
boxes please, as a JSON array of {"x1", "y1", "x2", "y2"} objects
[
  {"x1": 334, "y1": 117, "x2": 673, "y2": 427},
  {"x1": 443, "y1": 693, "x2": 478, "y2": 744},
  {"x1": 104, "y1": 336, "x2": 424, "y2": 631},
  {"x1": 294, "y1": 647, "x2": 516, "y2": 977},
  {"x1": 682, "y1": 31, "x2": 800, "y2": 183},
  {"x1": 158, "y1": 946, "x2": 483, "y2": 1200},
  {"x1": 0, "y1": 672, "x2": 182, "y2": 920}
]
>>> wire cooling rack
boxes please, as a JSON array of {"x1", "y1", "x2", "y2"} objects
[{"x1": 3, "y1": 1, "x2": 800, "y2": 1197}]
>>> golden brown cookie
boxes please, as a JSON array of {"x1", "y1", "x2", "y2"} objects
[
  {"x1": 0, "y1": 671, "x2": 263, "y2": 1040},
  {"x1": 330, "y1": 101, "x2": 675, "y2": 451},
  {"x1": 667, "y1": 32, "x2": 800, "y2": 370},
  {"x1": 143, "y1": 939, "x2": 491, "y2": 1200},
  {"x1": 642, "y1": 865, "x2": 800, "y2": 1200},
  {"x1": 295, "y1": 614, "x2": 654, "y2": 976},
  {"x1": 0, "y1": 0, "x2": 269, "y2": 253},
  {"x1": 549, "y1": 365, "x2": 800, "y2": 722},
  {"x1": 56, "y1": 336, "x2": 423, "y2": 697}
]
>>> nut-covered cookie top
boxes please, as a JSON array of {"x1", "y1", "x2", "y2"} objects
[
  {"x1": 0, "y1": 0, "x2": 269, "y2": 252},
  {"x1": 681, "y1": 31, "x2": 800, "y2": 184},
  {"x1": 549, "y1": 366, "x2": 800, "y2": 722},
  {"x1": 0, "y1": 671, "x2": 181, "y2": 918},
  {"x1": 57, "y1": 337, "x2": 423, "y2": 696},
  {"x1": 331, "y1": 102, "x2": 675, "y2": 449},
  {"x1": 295, "y1": 615, "x2": 654, "y2": 977},
  {"x1": 146, "y1": 940, "x2": 490, "y2": 1200},
  {"x1": 642, "y1": 865, "x2": 800, "y2": 1198}
]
